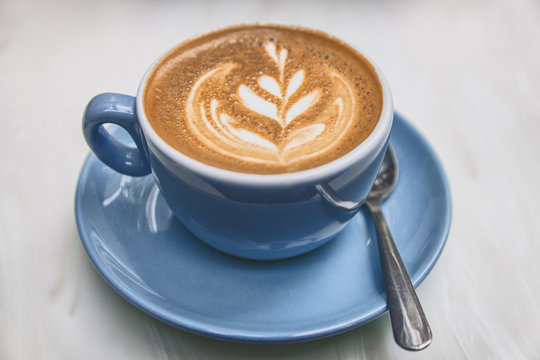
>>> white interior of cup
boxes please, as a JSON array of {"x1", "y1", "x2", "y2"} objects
[{"x1": 135, "y1": 25, "x2": 393, "y2": 187}]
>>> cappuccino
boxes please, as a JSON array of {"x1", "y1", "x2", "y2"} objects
[{"x1": 144, "y1": 24, "x2": 382, "y2": 174}]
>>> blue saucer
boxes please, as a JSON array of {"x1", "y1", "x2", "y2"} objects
[{"x1": 75, "y1": 113, "x2": 451, "y2": 343}]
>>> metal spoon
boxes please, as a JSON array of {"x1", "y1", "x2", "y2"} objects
[{"x1": 365, "y1": 145, "x2": 432, "y2": 351}]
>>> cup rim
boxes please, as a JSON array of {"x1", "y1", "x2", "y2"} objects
[{"x1": 136, "y1": 23, "x2": 393, "y2": 187}]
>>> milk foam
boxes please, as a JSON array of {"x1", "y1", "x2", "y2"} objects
[
  {"x1": 144, "y1": 25, "x2": 383, "y2": 174},
  {"x1": 184, "y1": 41, "x2": 355, "y2": 165}
]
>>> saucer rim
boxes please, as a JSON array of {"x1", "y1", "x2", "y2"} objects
[{"x1": 75, "y1": 113, "x2": 452, "y2": 343}]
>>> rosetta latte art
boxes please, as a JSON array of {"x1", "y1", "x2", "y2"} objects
[
  {"x1": 185, "y1": 42, "x2": 356, "y2": 166},
  {"x1": 144, "y1": 25, "x2": 383, "y2": 173}
]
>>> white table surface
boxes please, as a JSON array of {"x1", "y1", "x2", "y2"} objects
[{"x1": 1, "y1": 0, "x2": 539, "y2": 358}]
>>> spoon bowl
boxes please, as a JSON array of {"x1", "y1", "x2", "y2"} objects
[{"x1": 367, "y1": 145, "x2": 399, "y2": 202}]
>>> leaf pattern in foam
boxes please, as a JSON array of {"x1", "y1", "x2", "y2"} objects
[
  {"x1": 265, "y1": 43, "x2": 279, "y2": 65},
  {"x1": 285, "y1": 70, "x2": 304, "y2": 101},
  {"x1": 258, "y1": 76, "x2": 281, "y2": 98},
  {"x1": 279, "y1": 48, "x2": 287, "y2": 69},
  {"x1": 283, "y1": 124, "x2": 325, "y2": 152},
  {"x1": 220, "y1": 113, "x2": 277, "y2": 150},
  {"x1": 285, "y1": 89, "x2": 321, "y2": 125},
  {"x1": 264, "y1": 43, "x2": 287, "y2": 71},
  {"x1": 238, "y1": 85, "x2": 279, "y2": 121},
  {"x1": 232, "y1": 129, "x2": 278, "y2": 150}
]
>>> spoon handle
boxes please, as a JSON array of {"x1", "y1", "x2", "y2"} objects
[{"x1": 368, "y1": 203, "x2": 432, "y2": 351}]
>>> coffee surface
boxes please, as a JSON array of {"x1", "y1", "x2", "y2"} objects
[{"x1": 144, "y1": 24, "x2": 382, "y2": 174}]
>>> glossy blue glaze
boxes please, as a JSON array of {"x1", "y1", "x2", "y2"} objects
[
  {"x1": 75, "y1": 113, "x2": 452, "y2": 343},
  {"x1": 83, "y1": 93, "x2": 151, "y2": 176},
  {"x1": 83, "y1": 92, "x2": 390, "y2": 260},
  {"x1": 149, "y1": 143, "x2": 387, "y2": 259}
]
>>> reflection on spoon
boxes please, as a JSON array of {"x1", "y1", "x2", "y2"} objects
[{"x1": 364, "y1": 146, "x2": 432, "y2": 351}]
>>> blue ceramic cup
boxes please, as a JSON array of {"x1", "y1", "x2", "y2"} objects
[{"x1": 83, "y1": 30, "x2": 393, "y2": 260}]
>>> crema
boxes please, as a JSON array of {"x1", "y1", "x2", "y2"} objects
[{"x1": 144, "y1": 24, "x2": 382, "y2": 174}]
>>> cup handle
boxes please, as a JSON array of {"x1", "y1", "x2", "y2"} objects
[
  {"x1": 316, "y1": 184, "x2": 366, "y2": 212},
  {"x1": 83, "y1": 93, "x2": 151, "y2": 176}
]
